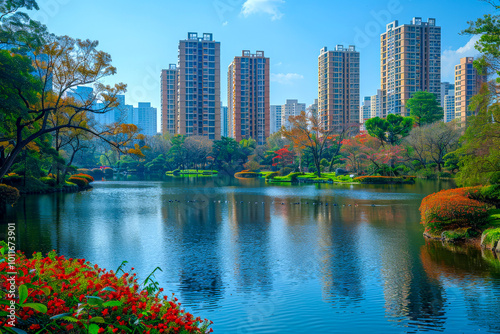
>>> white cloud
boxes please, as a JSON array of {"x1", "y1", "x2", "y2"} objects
[
  {"x1": 222, "y1": 21, "x2": 228, "y2": 26},
  {"x1": 241, "y1": 0, "x2": 285, "y2": 20},
  {"x1": 271, "y1": 73, "x2": 304, "y2": 84},
  {"x1": 442, "y1": 35, "x2": 481, "y2": 82}
]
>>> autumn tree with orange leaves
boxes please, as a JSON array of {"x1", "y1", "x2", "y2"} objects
[
  {"x1": 0, "y1": 33, "x2": 143, "y2": 179},
  {"x1": 281, "y1": 111, "x2": 353, "y2": 177}
]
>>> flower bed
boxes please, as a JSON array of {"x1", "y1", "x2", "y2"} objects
[
  {"x1": 420, "y1": 187, "x2": 491, "y2": 235},
  {"x1": 0, "y1": 246, "x2": 212, "y2": 333},
  {"x1": 353, "y1": 176, "x2": 415, "y2": 184}
]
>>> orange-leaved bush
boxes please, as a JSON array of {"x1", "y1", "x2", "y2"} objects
[
  {"x1": 72, "y1": 173, "x2": 95, "y2": 182},
  {"x1": 419, "y1": 187, "x2": 491, "y2": 231},
  {"x1": 0, "y1": 248, "x2": 212, "y2": 333},
  {"x1": 67, "y1": 176, "x2": 89, "y2": 188}
]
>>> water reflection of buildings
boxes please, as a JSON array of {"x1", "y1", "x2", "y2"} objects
[
  {"x1": 225, "y1": 192, "x2": 273, "y2": 294},
  {"x1": 160, "y1": 181, "x2": 226, "y2": 308},
  {"x1": 317, "y1": 208, "x2": 365, "y2": 306}
]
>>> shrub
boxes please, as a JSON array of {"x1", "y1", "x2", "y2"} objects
[
  {"x1": 234, "y1": 171, "x2": 259, "y2": 178},
  {"x1": 467, "y1": 184, "x2": 500, "y2": 208},
  {"x1": 420, "y1": 187, "x2": 491, "y2": 232},
  {"x1": 77, "y1": 168, "x2": 90, "y2": 173},
  {"x1": 39, "y1": 177, "x2": 57, "y2": 187},
  {"x1": 264, "y1": 172, "x2": 279, "y2": 180},
  {"x1": 280, "y1": 167, "x2": 293, "y2": 176},
  {"x1": 0, "y1": 184, "x2": 20, "y2": 206},
  {"x1": 73, "y1": 173, "x2": 94, "y2": 182},
  {"x1": 104, "y1": 167, "x2": 114, "y2": 176},
  {"x1": 438, "y1": 171, "x2": 453, "y2": 178},
  {"x1": 91, "y1": 168, "x2": 104, "y2": 177},
  {"x1": 481, "y1": 227, "x2": 500, "y2": 249},
  {"x1": 490, "y1": 171, "x2": 500, "y2": 185},
  {"x1": 0, "y1": 248, "x2": 212, "y2": 333},
  {"x1": 353, "y1": 176, "x2": 415, "y2": 184},
  {"x1": 68, "y1": 177, "x2": 89, "y2": 188},
  {"x1": 2, "y1": 174, "x2": 23, "y2": 186}
]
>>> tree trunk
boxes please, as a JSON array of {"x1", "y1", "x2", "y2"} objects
[{"x1": 0, "y1": 144, "x2": 25, "y2": 180}]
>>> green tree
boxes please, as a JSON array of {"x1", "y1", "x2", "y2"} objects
[
  {"x1": 453, "y1": 0, "x2": 500, "y2": 185},
  {"x1": 0, "y1": 0, "x2": 48, "y2": 49},
  {"x1": 454, "y1": 85, "x2": 500, "y2": 186},
  {"x1": 365, "y1": 114, "x2": 413, "y2": 146},
  {"x1": 406, "y1": 91, "x2": 443, "y2": 126}
]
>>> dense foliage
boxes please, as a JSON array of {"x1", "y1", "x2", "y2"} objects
[
  {"x1": 0, "y1": 247, "x2": 212, "y2": 333},
  {"x1": 420, "y1": 187, "x2": 491, "y2": 233}
]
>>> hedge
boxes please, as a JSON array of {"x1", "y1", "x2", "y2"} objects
[
  {"x1": 0, "y1": 184, "x2": 20, "y2": 206},
  {"x1": 354, "y1": 176, "x2": 415, "y2": 184},
  {"x1": 420, "y1": 187, "x2": 491, "y2": 232},
  {"x1": 39, "y1": 177, "x2": 57, "y2": 187},
  {"x1": 72, "y1": 173, "x2": 94, "y2": 182},
  {"x1": 234, "y1": 171, "x2": 259, "y2": 178},
  {"x1": 68, "y1": 177, "x2": 89, "y2": 189}
]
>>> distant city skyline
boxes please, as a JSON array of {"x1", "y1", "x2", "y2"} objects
[{"x1": 30, "y1": 0, "x2": 492, "y2": 132}]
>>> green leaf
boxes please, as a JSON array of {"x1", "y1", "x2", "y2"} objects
[
  {"x1": 90, "y1": 316, "x2": 105, "y2": 323},
  {"x1": 102, "y1": 300, "x2": 122, "y2": 307},
  {"x1": 18, "y1": 285, "x2": 28, "y2": 304},
  {"x1": 100, "y1": 286, "x2": 116, "y2": 292},
  {"x1": 50, "y1": 312, "x2": 72, "y2": 320},
  {"x1": 60, "y1": 316, "x2": 79, "y2": 322},
  {"x1": 40, "y1": 287, "x2": 51, "y2": 296},
  {"x1": 88, "y1": 324, "x2": 100, "y2": 334},
  {"x1": 86, "y1": 296, "x2": 103, "y2": 306},
  {"x1": 21, "y1": 303, "x2": 47, "y2": 313}
]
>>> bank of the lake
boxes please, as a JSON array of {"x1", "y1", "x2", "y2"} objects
[{"x1": 3, "y1": 177, "x2": 500, "y2": 333}]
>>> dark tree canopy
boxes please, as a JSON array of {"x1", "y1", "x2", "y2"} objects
[
  {"x1": 406, "y1": 91, "x2": 443, "y2": 126},
  {"x1": 365, "y1": 114, "x2": 413, "y2": 146}
]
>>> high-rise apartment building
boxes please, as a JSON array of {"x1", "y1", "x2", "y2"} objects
[
  {"x1": 444, "y1": 90, "x2": 455, "y2": 123},
  {"x1": 318, "y1": 45, "x2": 360, "y2": 132},
  {"x1": 227, "y1": 50, "x2": 270, "y2": 144},
  {"x1": 221, "y1": 104, "x2": 228, "y2": 137},
  {"x1": 161, "y1": 64, "x2": 178, "y2": 135},
  {"x1": 381, "y1": 17, "x2": 441, "y2": 117},
  {"x1": 133, "y1": 102, "x2": 158, "y2": 136},
  {"x1": 440, "y1": 82, "x2": 454, "y2": 109},
  {"x1": 270, "y1": 105, "x2": 282, "y2": 134},
  {"x1": 371, "y1": 89, "x2": 382, "y2": 119},
  {"x1": 454, "y1": 57, "x2": 487, "y2": 126},
  {"x1": 360, "y1": 96, "x2": 371, "y2": 124},
  {"x1": 177, "y1": 32, "x2": 221, "y2": 140},
  {"x1": 281, "y1": 99, "x2": 306, "y2": 130}
]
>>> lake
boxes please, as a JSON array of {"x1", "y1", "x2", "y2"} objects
[{"x1": 2, "y1": 177, "x2": 500, "y2": 333}]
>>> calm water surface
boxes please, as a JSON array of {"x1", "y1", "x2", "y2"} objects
[{"x1": 2, "y1": 177, "x2": 500, "y2": 333}]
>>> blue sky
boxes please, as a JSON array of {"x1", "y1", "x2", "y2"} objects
[{"x1": 29, "y1": 0, "x2": 492, "y2": 128}]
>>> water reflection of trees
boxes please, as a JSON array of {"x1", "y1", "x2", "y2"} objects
[{"x1": 421, "y1": 240, "x2": 500, "y2": 332}]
